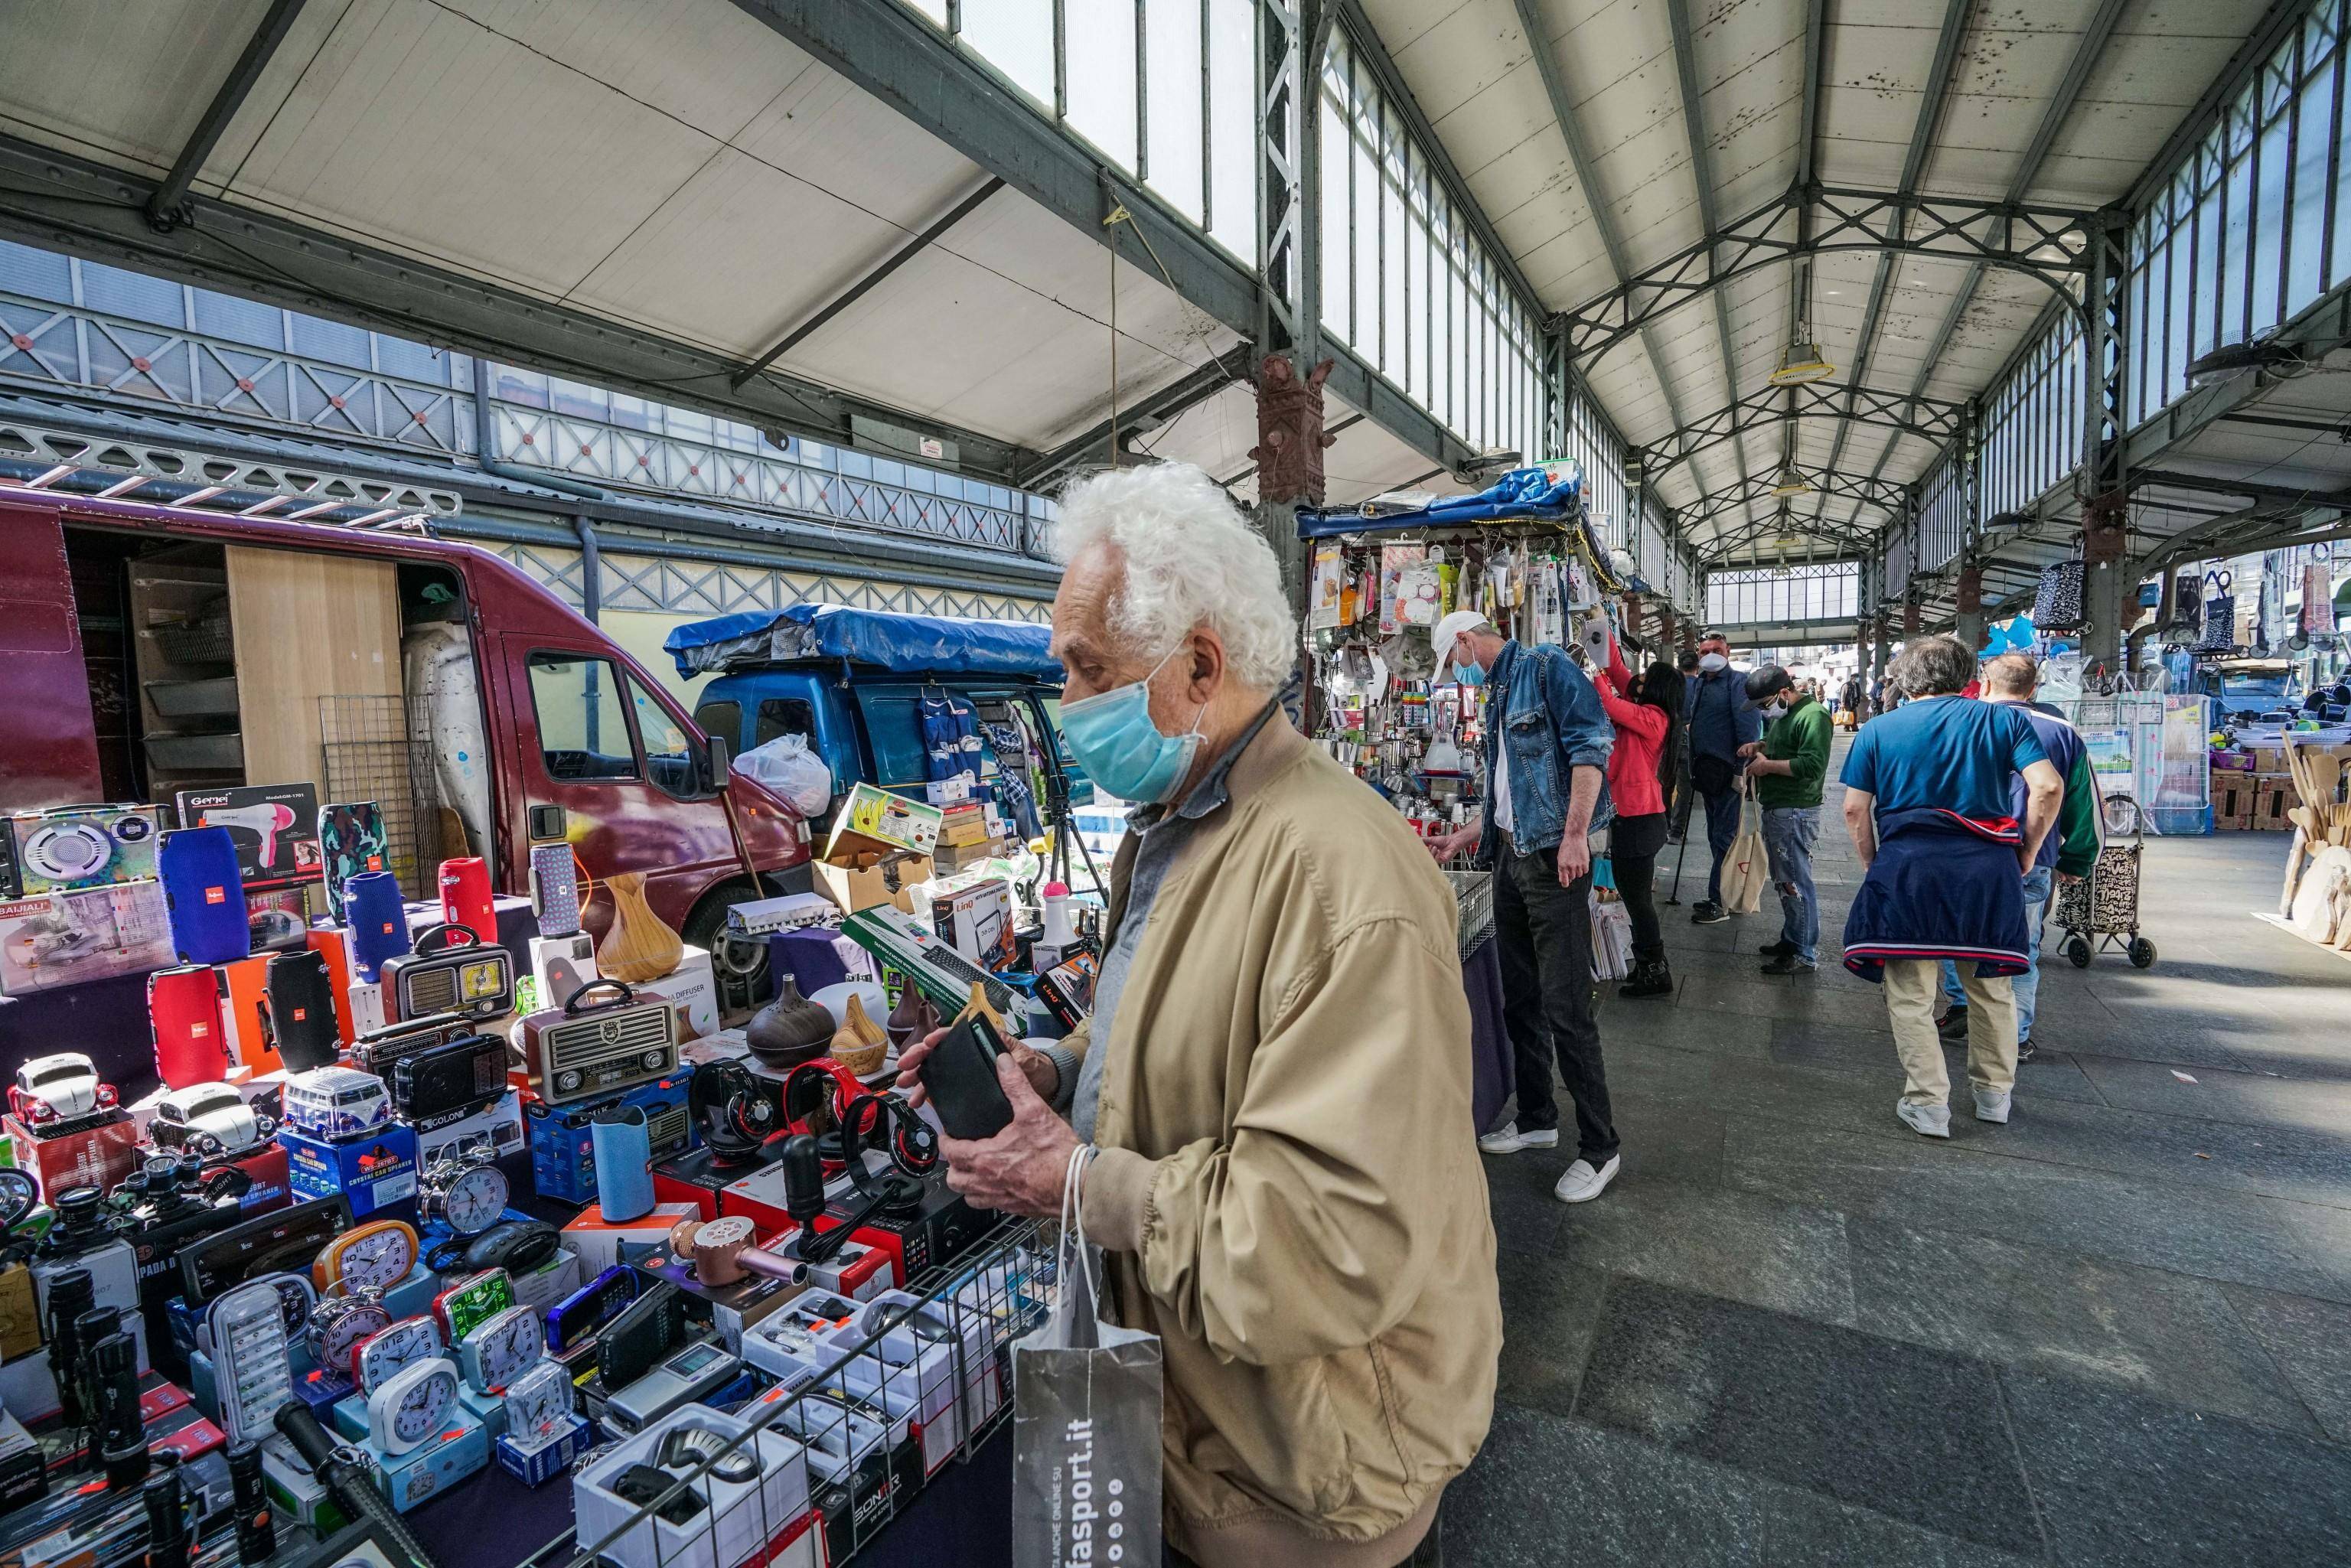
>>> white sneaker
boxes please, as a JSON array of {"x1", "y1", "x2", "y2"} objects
[
  {"x1": 1896, "y1": 1099, "x2": 1952, "y2": 1139},
  {"x1": 1553, "y1": 1154, "x2": 1621, "y2": 1203},
  {"x1": 1477, "y1": 1125, "x2": 1560, "y2": 1156},
  {"x1": 1974, "y1": 1088, "x2": 2012, "y2": 1124}
]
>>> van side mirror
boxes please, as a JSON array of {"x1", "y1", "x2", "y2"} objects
[{"x1": 704, "y1": 735, "x2": 731, "y2": 794}]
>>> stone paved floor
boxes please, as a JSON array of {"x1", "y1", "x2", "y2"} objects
[{"x1": 1446, "y1": 740, "x2": 2351, "y2": 1566}]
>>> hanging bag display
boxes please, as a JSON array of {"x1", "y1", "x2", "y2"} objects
[
  {"x1": 2196, "y1": 570, "x2": 2237, "y2": 654},
  {"x1": 2032, "y1": 560, "x2": 2085, "y2": 631},
  {"x1": 1011, "y1": 1149, "x2": 1162, "y2": 1568}
]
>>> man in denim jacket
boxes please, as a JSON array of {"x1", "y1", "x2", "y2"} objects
[{"x1": 1427, "y1": 611, "x2": 1624, "y2": 1205}]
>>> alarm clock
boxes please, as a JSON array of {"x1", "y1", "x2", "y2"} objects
[
  {"x1": 432, "y1": 1269, "x2": 516, "y2": 1345},
  {"x1": 353, "y1": 1316, "x2": 443, "y2": 1394},
  {"x1": 315, "y1": 1218, "x2": 419, "y2": 1294},
  {"x1": 456, "y1": 1304, "x2": 543, "y2": 1394},
  {"x1": 419, "y1": 1150, "x2": 509, "y2": 1237},
  {"x1": 367, "y1": 1355, "x2": 461, "y2": 1456},
  {"x1": 501, "y1": 1360, "x2": 573, "y2": 1449},
  {"x1": 308, "y1": 1291, "x2": 393, "y2": 1373}
]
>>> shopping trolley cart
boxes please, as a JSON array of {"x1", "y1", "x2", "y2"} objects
[{"x1": 2057, "y1": 793, "x2": 2156, "y2": 969}]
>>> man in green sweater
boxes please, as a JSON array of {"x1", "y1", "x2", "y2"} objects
[{"x1": 1740, "y1": 665, "x2": 1834, "y2": 976}]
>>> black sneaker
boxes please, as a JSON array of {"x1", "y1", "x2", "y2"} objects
[
  {"x1": 2017, "y1": 1036, "x2": 2036, "y2": 1063},
  {"x1": 1758, "y1": 939, "x2": 1795, "y2": 957},
  {"x1": 1936, "y1": 1006, "x2": 1970, "y2": 1042},
  {"x1": 1691, "y1": 901, "x2": 1730, "y2": 925},
  {"x1": 1759, "y1": 954, "x2": 1816, "y2": 976}
]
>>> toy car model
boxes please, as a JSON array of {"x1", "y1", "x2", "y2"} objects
[
  {"x1": 9, "y1": 1052, "x2": 116, "y2": 1125},
  {"x1": 150, "y1": 1081, "x2": 276, "y2": 1158},
  {"x1": 282, "y1": 1068, "x2": 392, "y2": 1143}
]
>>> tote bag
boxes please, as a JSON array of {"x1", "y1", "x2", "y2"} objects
[
  {"x1": 2196, "y1": 570, "x2": 2237, "y2": 654},
  {"x1": 1721, "y1": 783, "x2": 1769, "y2": 916},
  {"x1": 2033, "y1": 561, "x2": 2085, "y2": 631},
  {"x1": 1012, "y1": 1149, "x2": 1164, "y2": 1568}
]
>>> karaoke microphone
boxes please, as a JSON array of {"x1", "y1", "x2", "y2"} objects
[
  {"x1": 148, "y1": 964, "x2": 230, "y2": 1089},
  {"x1": 342, "y1": 870, "x2": 409, "y2": 983},
  {"x1": 158, "y1": 827, "x2": 248, "y2": 965},
  {"x1": 201, "y1": 804, "x2": 295, "y2": 875},
  {"x1": 591, "y1": 1105, "x2": 655, "y2": 1223},
  {"x1": 437, "y1": 857, "x2": 494, "y2": 944}
]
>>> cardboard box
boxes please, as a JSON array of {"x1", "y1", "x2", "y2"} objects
[
  {"x1": 922, "y1": 777, "x2": 971, "y2": 807},
  {"x1": 936, "y1": 804, "x2": 989, "y2": 849},
  {"x1": 0, "y1": 880, "x2": 174, "y2": 996},
  {"x1": 412, "y1": 1090, "x2": 524, "y2": 1169},
  {"x1": 824, "y1": 784, "x2": 942, "y2": 858},
  {"x1": 8, "y1": 1111, "x2": 141, "y2": 1202},
  {"x1": 574, "y1": 1403, "x2": 811, "y2": 1568},
  {"x1": 660, "y1": 944, "x2": 720, "y2": 1039},
  {"x1": 812, "y1": 852, "x2": 931, "y2": 916},
  {"x1": 2253, "y1": 776, "x2": 2294, "y2": 831},
  {"x1": 932, "y1": 879, "x2": 1014, "y2": 970},
  {"x1": 561, "y1": 1199, "x2": 700, "y2": 1274},
  {"x1": 281, "y1": 1123, "x2": 417, "y2": 1215},
  {"x1": 173, "y1": 784, "x2": 321, "y2": 890},
  {"x1": 8, "y1": 803, "x2": 163, "y2": 893}
]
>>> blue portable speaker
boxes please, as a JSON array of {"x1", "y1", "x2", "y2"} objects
[
  {"x1": 590, "y1": 1105, "x2": 655, "y2": 1223},
  {"x1": 342, "y1": 869, "x2": 411, "y2": 983},
  {"x1": 158, "y1": 826, "x2": 249, "y2": 965}
]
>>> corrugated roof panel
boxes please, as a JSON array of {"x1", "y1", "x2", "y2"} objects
[
  {"x1": 0, "y1": 0, "x2": 267, "y2": 174},
  {"x1": 2035, "y1": 9, "x2": 2274, "y2": 204}
]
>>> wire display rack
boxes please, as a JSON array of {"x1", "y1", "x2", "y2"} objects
[
  {"x1": 318, "y1": 692, "x2": 450, "y2": 893},
  {"x1": 528, "y1": 1215, "x2": 1051, "y2": 1568}
]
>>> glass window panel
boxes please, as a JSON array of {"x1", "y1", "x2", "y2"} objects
[
  {"x1": 1412, "y1": 172, "x2": 1433, "y2": 404},
  {"x1": 2193, "y1": 198, "x2": 2222, "y2": 360},
  {"x1": 1382, "y1": 106, "x2": 1407, "y2": 380},
  {"x1": 1206, "y1": 0, "x2": 1256, "y2": 262},
  {"x1": 1065, "y1": 0, "x2": 1138, "y2": 169},
  {"x1": 1146, "y1": 0, "x2": 1206, "y2": 222},
  {"x1": 2288, "y1": 65, "x2": 2333, "y2": 309},
  {"x1": 2223, "y1": 148, "x2": 2255, "y2": 342},
  {"x1": 962, "y1": 1, "x2": 1055, "y2": 106},
  {"x1": 2252, "y1": 115, "x2": 2288, "y2": 331},
  {"x1": 1352, "y1": 57, "x2": 1379, "y2": 364},
  {"x1": 1318, "y1": 64, "x2": 1351, "y2": 343}
]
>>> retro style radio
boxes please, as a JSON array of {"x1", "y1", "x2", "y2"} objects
[
  {"x1": 516, "y1": 979, "x2": 680, "y2": 1108},
  {"x1": 351, "y1": 1012, "x2": 474, "y2": 1077},
  {"x1": 380, "y1": 923, "x2": 513, "y2": 1023},
  {"x1": 390, "y1": 1031, "x2": 508, "y2": 1122}
]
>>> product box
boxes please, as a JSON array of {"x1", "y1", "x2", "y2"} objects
[
  {"x1": 658, "y1": 944, "x2": 720, "y2": 1040},
  {"x1": 527, "y1": 1068, "x2": 698, "y2": 1204},
  {"x1": 2253, "y1": 775, "x2": 2294, "y2": 831},
  {"x1": 280, "y1": 1123, "x2": 417, "y2": 1215},
  {"x1": 574, "y1": 1403, "x2": 811, "y2": 1568},
  {"x1": 7, "y1": 1110, "x2": 141, "y2": 1201},
  {"x1": 174, "y1": 784, "x2": 321, "y2": 890},
  {"x1": 637, "y1": 1241, "x2": 806, "y2": 1351},
  {"x1": 931, "y1": 879, "x2": 1014, "y2": 970},
  {"x1": 812, "y1": 850, "x2": 931, "y2": 916},
  {"x1": 921, "y1": 777, "x2": 971, "y2": 807},
  {"x1": 746, "y1": 1388, "x2": 895, "y2": 1566},
  {"x1": 244, "y1": 885, "x2": 311, "y2": 954},
  {"x1": 824, "y1": 784, "x2": 942, "y2": 858},
  {"x1": 496, "y1": 1411, "x2": 595, "y2": 1487},
  {"x1": 367, "y1": 1401, "x2": 490, "y2": 1512},
  {"x1": 561, "y1": 1200, "x2": 700, "y2": 1274},
  {"x1": 936, "y1": 804, "x2": 988, "y2": 849},
  {"x1": 215, "y1": 954, "x2": 283, "y2": 1075},
  {"x1": 8, "y1": 803, "x2": 163, "y2": 893},
  {"x1": 0, "y1": 880, "x2": 174, "y2": 996},
  {"x1": 412, "y1": 1090, "x2": 525, "y2": 1169},
  {"x1": 509, "y1": 1245, "x2": 584, "y2": 1315},
  {"x1": 530, "y1": 930, "x2": 599, "y2": 1012}
]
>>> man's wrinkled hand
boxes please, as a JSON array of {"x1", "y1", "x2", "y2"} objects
[
  {"x1": 936, "y1": 1055, "x2": 1082, "y2": 1218},
  {"x1": 895, "y1": 1025, "x2": 1058, "y2": 1112}
]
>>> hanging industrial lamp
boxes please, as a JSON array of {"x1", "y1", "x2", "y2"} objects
[
  {"x1": 1768, "y1": 333, "x2": 1834, "y2": 386},
  {"x1": 1768, "y1": 461, "x2": 1812, "y2": 497}
]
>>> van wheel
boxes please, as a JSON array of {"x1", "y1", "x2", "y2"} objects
[{"x1": 681, "y1": 878, "x2": 771, "y2": 954}]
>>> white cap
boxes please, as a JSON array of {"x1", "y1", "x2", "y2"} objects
[{"x1": 1430, "y1": 610, "x2": 1489, "y2": 673}]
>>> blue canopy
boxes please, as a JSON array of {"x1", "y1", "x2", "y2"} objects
[
  {"x1": 1297, "y1": 466, "x2": 1582, "y2": 539},
  {"x1": 666, "y1": 602, "x2": 1061, "y2": 680}
]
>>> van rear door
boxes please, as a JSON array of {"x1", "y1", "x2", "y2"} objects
[{"x1": 0, "y1": 502, "x2": 103, "y2": 810}]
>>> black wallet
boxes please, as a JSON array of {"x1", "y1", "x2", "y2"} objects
[{"x1": 923, "y1": 1013, "x2": 1016, "y2": 1141}]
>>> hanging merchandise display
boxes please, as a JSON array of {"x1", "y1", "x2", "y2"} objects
[
  {"x1": 2198, "y1": 571, "x2": 2239, "y2": 654},
  {"x1": 2033, "y1": 560, "x2": 2085, "y2": 631}
]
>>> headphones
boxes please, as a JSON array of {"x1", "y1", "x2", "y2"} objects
[{"x1": 687, "y1": 1059, "x2": 784, "y2": 1169}]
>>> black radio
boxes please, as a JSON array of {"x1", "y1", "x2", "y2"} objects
[
  {"x1": 351, "y1": 1012, "x2": 474, "y2": 1077},
  {"x1": 390, "y1": 1032, "x2": 507, "y2": 1122}
]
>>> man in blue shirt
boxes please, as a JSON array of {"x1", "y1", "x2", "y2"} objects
[
  {"x1": 1685, "y1": 632, "x2": 1762, "y2": 923},
  {"x1": 1841, "y1": 637, "x2": 2062, "y2": 1139},
  {"x1": 1427, "y1": 611, "x2": 1623, "y2": 1205}
]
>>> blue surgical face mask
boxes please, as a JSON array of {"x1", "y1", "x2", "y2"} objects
[
  {"x1": 1451, "y1": 639, "x2": 1485, "y2": 686},
  {"x1": 1058, "y1": 648, "x2": 1205, "y2": 805}
]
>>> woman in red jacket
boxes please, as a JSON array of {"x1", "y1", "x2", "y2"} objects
[{"x1": 1597, "y1": 630, "x2": 1683, "y2": 998}]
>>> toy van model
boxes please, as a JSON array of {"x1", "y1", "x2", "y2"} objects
[
  {"x1": 9, "y1": 1051, "x2": 116, "y2": 1124},
  {"x1": 151, "y1": 1081, "x2": 276, "y2": 1157},
  {"x1": 282, "y1": 1068, "x2": 393, "y2": 1143}
]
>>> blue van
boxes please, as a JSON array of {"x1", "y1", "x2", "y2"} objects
[{"x1": 665, "y1": 604, "x2": 1094, "y2": 845}]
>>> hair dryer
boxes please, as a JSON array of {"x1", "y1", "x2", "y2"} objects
[{"x1": 202, "y1": 804, "x2": 295, "y2": 874}]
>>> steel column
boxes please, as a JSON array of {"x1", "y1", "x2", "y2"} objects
[
  {"x1": 2080, "y1": 205, "x2": 2134, "y2": 672},
  {"x1": 1253, "y1": 0, "x2": 1321, "y2": 609}
]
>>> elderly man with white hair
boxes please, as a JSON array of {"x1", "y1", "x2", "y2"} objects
[{"x1": 896, "y1": 462, "x2": 1498, "y2": 1568}]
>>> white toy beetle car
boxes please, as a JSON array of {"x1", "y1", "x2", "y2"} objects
[
  {"x1": 8, "y1": 1052, "x2": 116, "y2": 1126},
  {"x1": 150, "y1": 1081, "x2": 276, "y2": 1158}
]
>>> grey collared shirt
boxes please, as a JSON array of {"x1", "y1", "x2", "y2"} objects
[{"x1": 1040, "y1": 702, "x2": 1277, "y2": 1142}]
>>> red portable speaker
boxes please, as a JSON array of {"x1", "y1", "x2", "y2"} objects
[
  {"x1": 148, "y1": 963, "x2": 230, "y2": 1090},
  {"x1": 438, "y1": 857, "x2": 494, "y2": 944}
]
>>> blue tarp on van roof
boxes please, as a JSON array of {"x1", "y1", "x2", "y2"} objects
[
  {"x1": 1296, "y1": 466, "x2": 1582, "y2": 539},
  {"x1": 666, "y1": 602, "x2": 1061, "y2": 680}
]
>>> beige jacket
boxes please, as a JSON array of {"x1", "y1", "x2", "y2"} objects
[{"x1": 1068, "y1": 709, "x2": 1502, "y2": 1568}]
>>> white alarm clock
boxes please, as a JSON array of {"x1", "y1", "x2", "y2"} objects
[
  {"x1": 367, "y1": 1355, "x2": 461, "y2": 1456},
  {"x1": 354, "y1": 1315, "x2": 444, "y2": 1395},
  {"x1": 456, "y1": 1303, "x2": 543, "y2": 1394},
  {"x1": 501, "y1": 1360, "x2": 573, "y2": 1448}
]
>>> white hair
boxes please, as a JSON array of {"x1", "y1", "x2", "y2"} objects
[{"x1": 1052, "y1": 462, "x2": 1298, "y2": 691}]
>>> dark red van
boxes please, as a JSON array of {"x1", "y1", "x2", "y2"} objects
[{"x1": 0, "y1": 489, "x2": 808, "y2": 947}]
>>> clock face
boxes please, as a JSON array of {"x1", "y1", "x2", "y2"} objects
[
  {"x1": 503, "y1": 1363, "x2": 571, "y2": 1440},
  {"x1": 317, "y1": 1299, "x2": 393, "y2": 1366},
  {"x1": 271, "y1": 1277, "x2": 315, "y2": 1335},
  {"x1": 466, "y1": 1306, "x2": 543, "y2": 1390},
  {"x1": 356, "y1": 1317, "x2": 442, "y2": 1394},
  {"x1": 333, "y1": 1224, "x2": 417, "y2": 1292},
  {"x1": 390, "y1": 1365, "x2": 457, "y2": 1443},
  {"x1": 442, "y1": 1165, "x2": 508, "y2": 1235}
]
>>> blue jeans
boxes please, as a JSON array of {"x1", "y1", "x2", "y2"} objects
[
  {"x1": 1761, "y1": 806, "x2": 1820, "y2": 963},
  {"x1": 1701, "y1": 783, "x2": 1741, "y2": 903},
  {"x1": 1942, "y1": 865, "x2": 2054, "y2": 1038}
]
